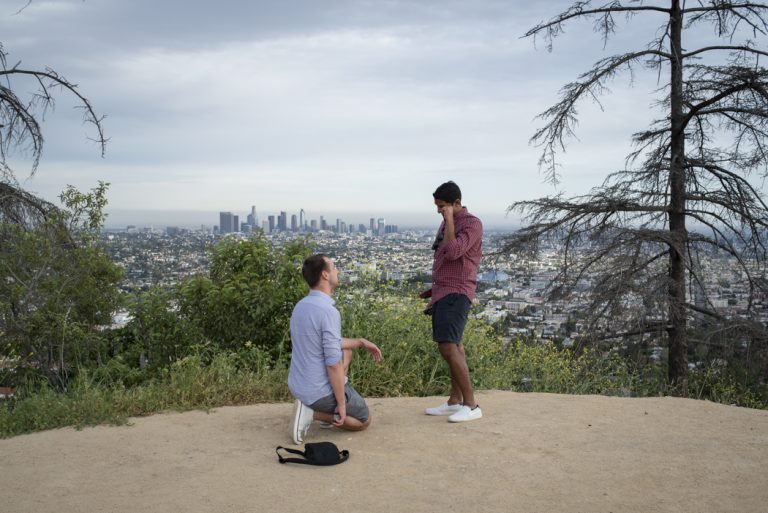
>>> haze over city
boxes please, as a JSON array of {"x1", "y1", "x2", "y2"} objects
[{"x1": 3, "y1": 0, "x2": 713, "y2": 227}]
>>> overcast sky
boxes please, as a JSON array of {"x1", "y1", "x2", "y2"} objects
[{"x1": 0, "y1": 0, "x2": 732, "y2": 228}]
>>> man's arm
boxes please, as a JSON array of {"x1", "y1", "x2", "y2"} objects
[
  {"x1": 441, "y1": 206, "x2": 457, "y2": 244},
  {"x1": 342, "y1": 337, "x2": 383, "y2": 362},
  {"x1": 439, "y1": 216, "x2": 482, "y2": 261}
]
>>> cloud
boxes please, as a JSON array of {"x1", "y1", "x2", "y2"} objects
[{"x1": 3, "y1": 0, "x2": 734, "y2": 227}]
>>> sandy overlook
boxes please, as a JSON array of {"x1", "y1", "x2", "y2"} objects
[{"x1": 3, "y1": 390, "x2": 767, "y2": 513}]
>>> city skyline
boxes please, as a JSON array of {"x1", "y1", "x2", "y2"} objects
[
  {"x1": 103, "y1": 206, "x2": 519, "y2": 231},
  {"x1": 210, "y1": 208, "x2": 397, "y2": 235}
]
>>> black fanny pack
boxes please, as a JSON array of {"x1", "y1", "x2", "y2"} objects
[{"x1": 276, "y1": 442, "x2": 349, "y2": 466}]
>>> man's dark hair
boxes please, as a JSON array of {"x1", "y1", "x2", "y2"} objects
[
  {"x1": 302, "y1": 254, "x2": 329, "y2": 287},
  {"x1": 433, "y1": 181, "x2": 462, "y2": 203}
]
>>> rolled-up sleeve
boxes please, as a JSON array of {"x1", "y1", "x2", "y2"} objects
[{"x1": 321, "y1": 309, "x2": 343, "y2": 366}]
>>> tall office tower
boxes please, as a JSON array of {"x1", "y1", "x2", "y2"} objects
[
  {"x1": 370, "y1": 218, "x2": 375, "y2": 231},
  {"x1": 279, "y1": 211, "x2": 287, "y2": 231},
  {"x1": 299, "y1": 209, "x2": 305, "y2": 231},
  {"x1": 336, "y1": 218, "x2": 341, "y2": 233},
  {"x1": 262, "y1": 220, "x2": 269, "y2": 234},
  {"x1": 291, "y1": 214, "x2": 298, "y2": 232},
  {"x1": 358, "y1": 223, "x2": 367, "y2": 233},
  {"x1": 377, "y1": 218, "x2": 385, "y2": 236},
  {"x1": 219, "y1": 212, "x2": 235, "y2": 234},
  {"x1": 268, "y1": 215, "x2": 276, "y2": 232},
  {"x1": 340, "y1": 221, "x2": 347, "y2": 234},
  {"x1": 310, "y1": 219, "x2": 318, "y2": 231},
  {"x1": 233, "y1": 215, "x2": 240, "y2": 232},
  {"x1": 320, "y1": 216, "x2": 326, "y2": 231},
  {"x1": 250, "y1": 206, "x2": 259, "y2": 227}
]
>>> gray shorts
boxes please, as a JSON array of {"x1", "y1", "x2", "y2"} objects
[{"x1": 309, "y1": 383, "x2": 369, "y2": 423}]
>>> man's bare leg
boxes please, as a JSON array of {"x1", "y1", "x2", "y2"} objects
[
  {"x1": 315, "y1": 349, "x2": 369, "y2": 430},
  {"x1": 438, "y1": 342, "x2": 476, "y2": 408}
]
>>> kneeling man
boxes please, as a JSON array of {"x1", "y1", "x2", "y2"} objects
[{"x1": 288, "y1": 254, "x2": 383, "y2": 445}]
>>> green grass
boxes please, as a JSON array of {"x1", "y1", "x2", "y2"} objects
[{"x1": 0, "y1": 351, "x2": 291, "y2": 438}]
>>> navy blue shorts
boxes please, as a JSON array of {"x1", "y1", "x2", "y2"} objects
[{"x1": 430, "y1": 293, "x2": 471, "y2": 343}]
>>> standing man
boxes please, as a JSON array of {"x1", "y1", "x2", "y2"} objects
[
  {"x1": 288, "y1": 254, "x2": 383, "y2": 445},
  {"x1": 421, "y1": 181, "x2": 483, "y2": 422}
]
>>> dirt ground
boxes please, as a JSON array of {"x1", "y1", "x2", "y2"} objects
[{"x1": 2, "y1": 390, "x2": 767, "y2": 513}]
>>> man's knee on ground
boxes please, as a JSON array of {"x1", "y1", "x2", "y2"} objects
[{"x1": 342, "y1": 412, "x2": 371, "y2": 431}]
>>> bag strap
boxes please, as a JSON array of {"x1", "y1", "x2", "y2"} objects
[{"x1": 276, "y1": 446, "x2": 313, "y2": 465}]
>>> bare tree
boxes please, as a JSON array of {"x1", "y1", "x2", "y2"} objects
[
  {"x1": 0, "y1": 42, "x2": 106, "y2": 227},
  {"x1": 509, "y1": 0, "x2": 768, "y2": 393}
]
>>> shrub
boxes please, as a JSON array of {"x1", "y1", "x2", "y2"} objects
[{"x1": 176, "y1": 235, "x2": 311, "y2": 359}]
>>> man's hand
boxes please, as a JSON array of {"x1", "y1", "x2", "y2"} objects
[
  {"x1": 440, "y1": 205, "x2": 454, "y2": 222},
  {"x1": 333, "y1": 404, "x2": 347, "y2": 427},
  {"x1": 359, "y1": 338, "x2": 383, "y2": 362},
  {"x1": 419, "y1": 288, "x2": 433, "y2": 299}
]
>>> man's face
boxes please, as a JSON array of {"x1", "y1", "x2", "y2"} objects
[
  {"x1": 323, "y1": 257, "x2": 340, "y2": 289},
  {"x1": 434, "y1": 198, "x2": 461, "y2": 215}
]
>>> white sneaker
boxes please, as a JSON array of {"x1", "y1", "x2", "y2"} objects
[
  {"x1": 291, "y1": 399, "x2": 314, "y2": 445},
  {"x1": 425, "y1": 402, "x2": 463, "y2": 416},
  {"x1": 447, "y1": 405, "x2": 482, "y2": 423}
]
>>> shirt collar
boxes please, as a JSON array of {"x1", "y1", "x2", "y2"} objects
[{"x1": 308, "y1": 289, "x2": 336, "y2": 305}]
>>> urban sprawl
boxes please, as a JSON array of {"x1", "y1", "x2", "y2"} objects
[{"x1": 104, "y1": 207, "x2": 768, "y2": 357}]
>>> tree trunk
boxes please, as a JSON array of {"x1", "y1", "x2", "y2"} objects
[{"x1": 667, "y1": 0, "x2": 689, "y2": 395}]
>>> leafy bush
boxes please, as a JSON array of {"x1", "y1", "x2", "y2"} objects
[
  {"x1": 124, "y1": 286, "x2": 204, "y2": 373},
  {"x1": 176, "y1": 235, "x2": 311, "y2": 358},
  {"x1": 336, "y1": 286, "x2": 648, "y2": 398}
]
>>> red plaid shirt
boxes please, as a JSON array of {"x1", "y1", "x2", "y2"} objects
[{"x1": 428, "y1": 207, "x2": 483, "y2": 306}]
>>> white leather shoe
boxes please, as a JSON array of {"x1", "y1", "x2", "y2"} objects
[
  {"x1": 448, "y1": 405, "x2": 482, "y2": 422},
  {"x1": 424, "y1": 402, "x2": 463, "y2": 416}
]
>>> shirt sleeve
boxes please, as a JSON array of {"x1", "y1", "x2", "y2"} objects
[
  {"x1": 440, "y1": 217, "x2": 482, "y2": 261},
  {"x1": 321, "y1": 308, "x2": 343, "y2": 366}
]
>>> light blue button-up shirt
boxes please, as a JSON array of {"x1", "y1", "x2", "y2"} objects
[{"x1": 288, "y1": 290, "x2": 343, "y2": 405}]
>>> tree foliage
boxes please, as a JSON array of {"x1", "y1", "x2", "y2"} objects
[
  {"x1": 123, "y1": 235, "x2": 311, "y2": 370},
  {"x1": 0, "y1": 183, "x2": 123, "y2": 390},
  {"x1": 509, "y1": 0, "x2": 768, "y2": 393}
]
